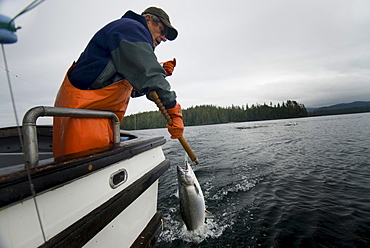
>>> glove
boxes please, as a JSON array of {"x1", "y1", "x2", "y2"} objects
[
  {"x1": 162, "y1": 58, "x2": 176, "y2": 76},
  {"x1": 166, "y1": 103, "x2": 184, "y2": 139}
]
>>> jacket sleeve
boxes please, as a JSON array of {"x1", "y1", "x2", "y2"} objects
[{"x1": 108, "y1": 26, "x2": 177, "y2": 109}]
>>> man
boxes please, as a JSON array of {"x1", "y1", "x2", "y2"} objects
[{"x1": 53, "y1": 6, "x2": 184, "y2": 157}]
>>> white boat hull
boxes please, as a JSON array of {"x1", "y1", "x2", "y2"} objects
[{"x1": 0, "y1": 122, "x2": 169, "y2": 248}]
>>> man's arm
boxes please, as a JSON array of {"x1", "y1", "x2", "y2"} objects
[{"x1": 109, "y1": 25, "x2": 177, "y2": 108}]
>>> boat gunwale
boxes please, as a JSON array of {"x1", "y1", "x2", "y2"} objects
[{"x1": 0, "y1": 126, "x2": 167, "y2": 209}]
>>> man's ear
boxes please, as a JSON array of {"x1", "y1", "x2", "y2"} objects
[{"x1": 144, "y1": 14, "x2": 151, "y2": 22}]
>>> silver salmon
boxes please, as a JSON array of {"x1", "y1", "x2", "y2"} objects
[{"x1": 176, "y1": 162, "x2": 212, "y2": 231}]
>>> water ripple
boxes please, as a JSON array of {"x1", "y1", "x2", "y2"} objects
[{"x1": 156, "y1": 113, "x2": 370, "y2": 247}]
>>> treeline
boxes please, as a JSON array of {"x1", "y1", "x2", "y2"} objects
[
  {"x1": 309, "y1": 105, "x2": 370, "y2": 116},
  {"x1": 120, "y1": 100, "x2": 308, "y2": 130}
]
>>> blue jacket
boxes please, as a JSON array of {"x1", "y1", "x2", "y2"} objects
[{"x1": 69, "y1": 10, "x2": 176, "y2": 108}]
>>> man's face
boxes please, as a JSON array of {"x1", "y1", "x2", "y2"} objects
[{"x1": 146, "y1": 16, "x2": 167, "y2": 48}]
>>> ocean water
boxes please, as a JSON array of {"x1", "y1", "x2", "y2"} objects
[{"x1": 134, "y1": 113, "x2": 370, "y2": 247}]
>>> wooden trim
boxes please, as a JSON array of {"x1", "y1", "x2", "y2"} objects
[{"x1": 131, "y1": 212, "x2": 163, "y2": 248}]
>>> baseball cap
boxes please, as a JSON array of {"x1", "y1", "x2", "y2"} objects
[{"x1": 142, "y1": 7, "x2": 178, "y2": 40}]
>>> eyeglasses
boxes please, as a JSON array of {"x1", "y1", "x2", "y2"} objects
[
  {"x1": 159, "y1": 23, "x2": 168, "y2": 37},
  {"x1": 148, "y1": 14, "x2": 168, "y2": 37}
]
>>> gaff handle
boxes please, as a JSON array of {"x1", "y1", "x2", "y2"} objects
[{"x1": 149, "y1": 91, "x2": 199, "y2": 165}]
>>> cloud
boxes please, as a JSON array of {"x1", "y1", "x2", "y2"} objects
[{"x1": 1, "y1": 0, "x2": 370, "y2": 128}]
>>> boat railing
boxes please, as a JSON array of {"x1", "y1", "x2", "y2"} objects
[{"x1": 22, "y1": 106, "x2": 121, "y2": 169}]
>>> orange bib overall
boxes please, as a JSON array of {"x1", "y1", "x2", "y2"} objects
[{"x1": 53, "y1": 63, "x2": 133, "y2": 157}]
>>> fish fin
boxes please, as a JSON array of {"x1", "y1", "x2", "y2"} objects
[
  {"x1": 194, "y1": 183, "x2": 200, "y2": 194},
  {"x1": 174, "y1": 213, "x2": 184, "y2": 223},
  {"x1": 205, "y1": 210, "x2": 214, "y2": 219}
]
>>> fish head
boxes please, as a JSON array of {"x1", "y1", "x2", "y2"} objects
[{"x1": 177, "y1": 163, "x2": 195, "y2": 186}]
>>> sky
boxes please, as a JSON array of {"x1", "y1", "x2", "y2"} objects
[{"x1": 1, "y1": 0, "x2": 370, "y2": 127}]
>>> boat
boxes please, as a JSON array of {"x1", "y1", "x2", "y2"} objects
[{"x1": 0, "y1": 106, "x2": 170, "y2": 247}]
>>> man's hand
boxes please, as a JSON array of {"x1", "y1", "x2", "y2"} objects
[
  {"x1": 166, "y1": 103, "x2": 184, "y2": 139},
  {"x1": 162, "y1": 58, "x2": 176, "y2": 76}
]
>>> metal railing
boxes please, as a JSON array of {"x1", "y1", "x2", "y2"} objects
[{"x1": 22, "y1": 106, "x2": 120, "y2": 168}]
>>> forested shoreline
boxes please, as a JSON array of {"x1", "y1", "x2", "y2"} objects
[
  {"x1": 120, "y1": 100, "x2": 308, "y2": 130},
  {"x1": 308, "y1": 105, "x2": 370, "y2": 116}
]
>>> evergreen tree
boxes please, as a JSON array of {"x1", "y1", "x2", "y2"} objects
[{"x1": 120, "y1": 100, "x2": 309, "y2": 130}]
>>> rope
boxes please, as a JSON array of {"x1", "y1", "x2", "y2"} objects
[
  {"x1": 9, "y1": 0, "x2": 46, "y2": 24},
  {"x1": 1, "y1": 0, "x2": 47, "y2": 241},
  {"x1": 2, "y1": 44, "x2": 47, "y2": 242}
]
